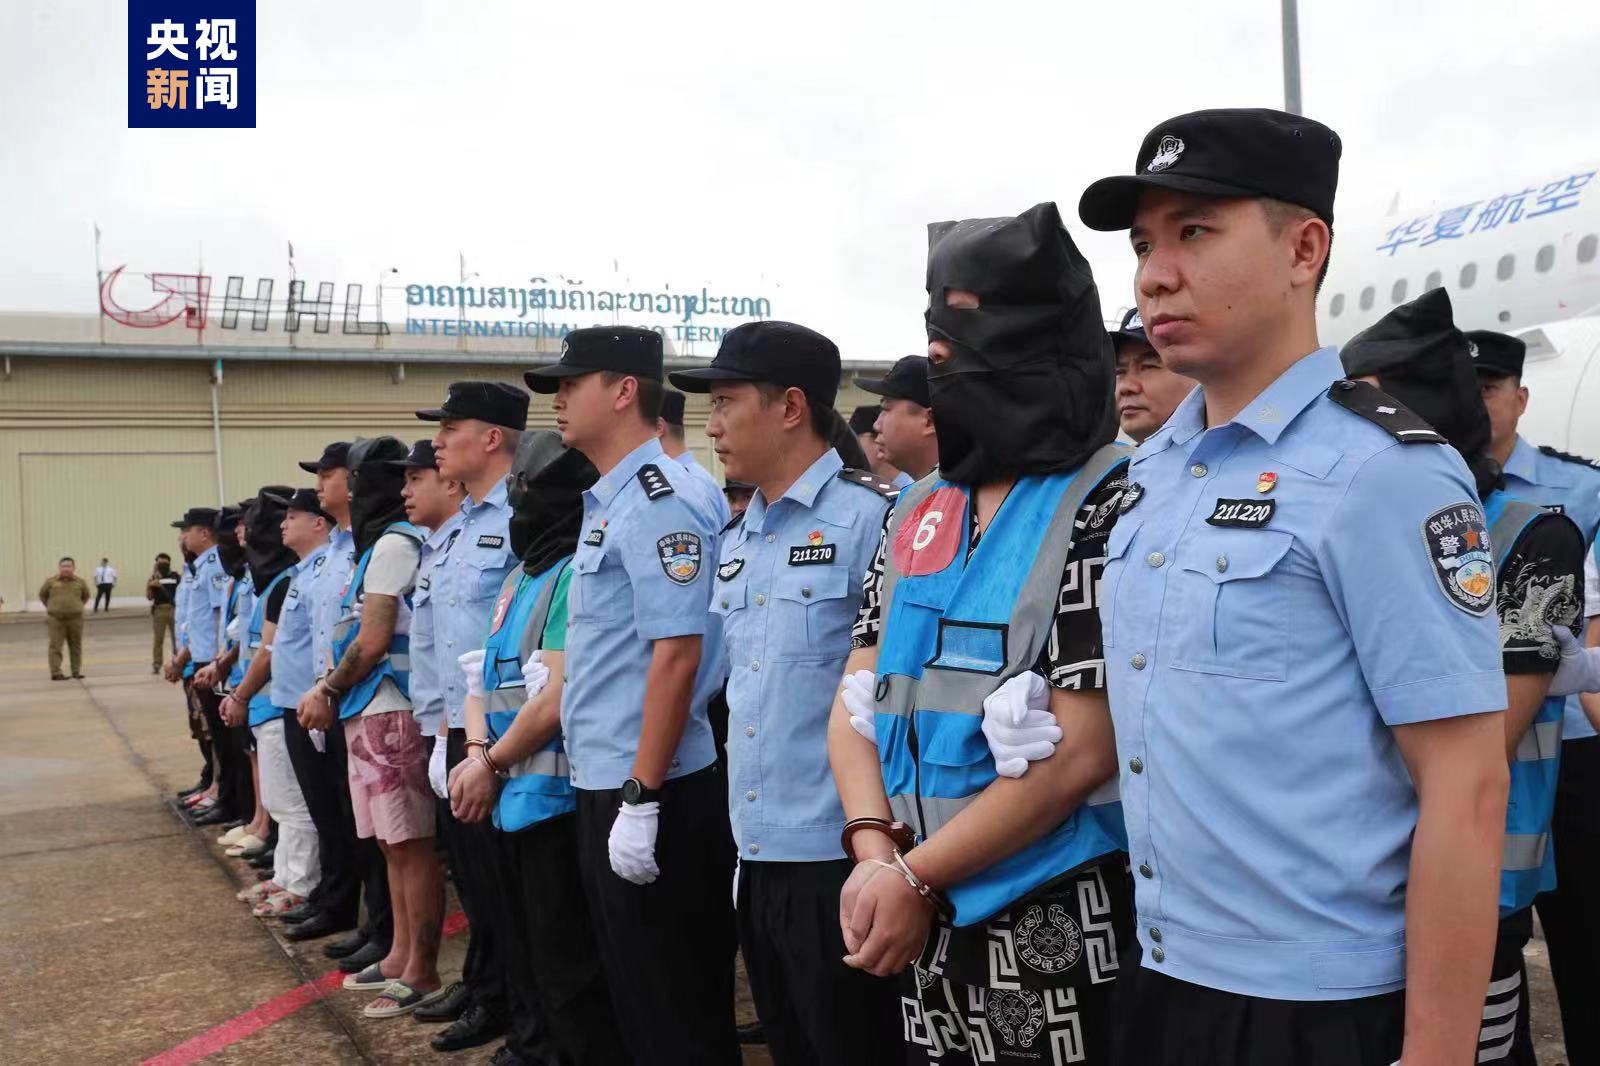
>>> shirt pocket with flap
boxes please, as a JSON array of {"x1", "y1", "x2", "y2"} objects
[{"x1": 1169, "y1": 527, "x2": 1294, "y2": 681}]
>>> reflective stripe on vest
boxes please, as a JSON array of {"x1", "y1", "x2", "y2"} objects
[
  {"x1": 224, "y1": 579, "x2": 247, "y2": 688},
  {"x1": 873, "y1": 444, "x2": 1129, "y2": 926},
  {"x1": 1487, "y1": 492, "x2": 1564, "y2": 915},
  {"x1": 241, "y1": 570, "x2": 292, "y2": 728},
  {"x1": 481, "y1": 557, "x2": 577, "y2": 832},
  {"x1": 332, "y1": 522, "x2": 424, "y2": 720}
]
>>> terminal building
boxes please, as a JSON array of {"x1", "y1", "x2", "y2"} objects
[{"x1": 0, "y1": 274, "x2": 894, "y2": 611}]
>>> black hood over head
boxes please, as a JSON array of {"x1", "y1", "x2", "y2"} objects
[
  {"x1": 215, "y1": 507, "x2": 247, "y2": 580},
  {"x1": 346, "y1": 436, "x2": 411, "y2": 555},
  {"x1": 1340, "y1": 287, "x2": 1501, "y2": 498},
  {"x1": 244, "y1": 486, "x2": 299, "y2": 587},
  {"x1": 924, "y1": 201, "x2": 1117, "y2": 484},
  {"x1": 507, "y1": 429, "x2": 599, "y2": 576}
]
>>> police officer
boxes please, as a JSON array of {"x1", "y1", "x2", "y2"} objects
[
  {"x1": 1343, "y1": 289, "x2": 1587, "y2": 1064},
  {"x1": 525, "y1": 326, "x2": 738, "y2": 1065},
  {"x1": 416, "y1": 382, "x2": 528, "y2": 1051},
  {"x1": 1111, "y1": 307, "x2": 1194, "y2": 445},
  {"x1": 172, "y1": 507, "x2": 243, "y2": 828},
  {"x1": 849, "y1": 404, "x2": 910, "y2": 489},
  {"x1": 856, "y1": 355, "x2": 938, "y2": 483},
  {"x1": 723, "y1": 479, "x2": 754, "y2": 518},
  {"x1": 1078, "y1": 108, "x2": 1508, "y2": 1065},
  {"x1": 1471, "y1": 329, "x2": 1600, "y2": 1059},
  {"x1": 149, "y1": 553, "x2": 180, "y2": 674},
  {"x1": 38, "y1": 557, "x2": 89, "y2": 680},
  {"x1": 658, "y1": 389, "x2": 731, "y2": 526},
  {"x1": 169, "y1": 537, "x2": 215, "y2": 807},
  {"x1": 829, "y1": 203, "x2": 1132, "y2": 1065},
  {"x1": 450, "y1": 430, "x2": 627, "y2": 1065},
  {"x1": 669, "y1": 321, "x2": 902, "y2": 1064}
]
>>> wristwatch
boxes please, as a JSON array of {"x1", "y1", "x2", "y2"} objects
[{"x1": 621, "y1": 777, "x2": 661, "y2": 805}]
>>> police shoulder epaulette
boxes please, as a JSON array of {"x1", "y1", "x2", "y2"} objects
[
  {"x1": 837, "y1": 468, "x2": 899, "y2": 497},
  {"x1": 1537, "y1": 445, "x2": 1600, "y2": 471},
  {"x1": 636, "y1": 463, "x2": 676, "y2": 500},
  {"x1": 1326, "y1": 379, "x2": 1447, "y2": 445}
]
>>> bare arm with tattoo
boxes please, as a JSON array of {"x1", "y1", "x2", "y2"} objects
[{"x1": 321, "y1": 593, "x2": 397, "y2": 696}]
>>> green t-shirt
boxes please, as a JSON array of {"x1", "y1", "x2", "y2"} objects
[{"x1": 538, "y1": 564, "x2": 572, "y2": 652}]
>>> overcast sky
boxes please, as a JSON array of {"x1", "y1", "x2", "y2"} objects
[{"x1": 2, "y1": 0, "x2": 1596, "y2": 357}]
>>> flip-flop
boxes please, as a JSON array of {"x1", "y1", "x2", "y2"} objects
[
  {"x1": 342, "y1": 963, "x2": 393, "y2": 991},
  {"x1": 362, "y1": 981, "x2": 448, "y2": 1018},
  {"x1": 225, "y1": 834, "x2": 266, "y2": 857}
]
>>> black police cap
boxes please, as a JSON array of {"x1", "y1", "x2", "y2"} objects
[
  {"x1": 848, "y1": 405, "x2": 882, "y2": 435},
  {"x1": 524, "y1": 327, "x2": 664, "y2": 394},
  {"x1": 416, "y1": 380, "x2": 529, "y2": 430},
  {"x1": 376, "y1": 438, "x2": 440, "y2": 470},
  {"x1": 214, "y1": 505, "x2": 244, "y2": 533},
  {"x1": 1111, "y1": 307, "x2": 1150, "y2": 349},
  {"x1": 856, "y1": 355, "x2": 931, "y2": 409},
  {"x1": 171, "y1": 506, "x2": 219, "y2": 529},
  {"x1": 1466, "y1": 330, "x2": 1527, "y2": 379},
  {"x1": 1079, "y1": 108, "x2": 1342, "y2": 232},
  {"x1": 669, "y1": 321, "x2": 842, "y2": 409},
  {"x1": 660, "y1": 390, "x2": 688, "y2": 426},
  {"x1": 297, "y1": 441, "x2": 351, "y2": 474},
  {"x1": 262, "y1": 487, "x2": 332, "y2": 522}
]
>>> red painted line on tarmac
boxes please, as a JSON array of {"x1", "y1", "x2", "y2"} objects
[{"x1": 142, "y1": 910, "x2": 468, "y2": 1065}]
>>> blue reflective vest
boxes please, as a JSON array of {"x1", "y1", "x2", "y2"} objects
[
  {"x1": 1486, "y1": 491, "x2": 1565, "y2": 916},
  {"x1": 332, "y1": 524, "x2": 424, "y2": 720},
  {"x1": 873, "y1": 446, "x2": 1128, "y2": 926},
  {"x1": 241, "y1": 570, "x2": 292, "y2": 728},
  {"x1": 482, "y1": 558, "x2": 576, "y2": 832},
  {"x1": 224, "y1": 577, "x2": 252, "y2": 689}
]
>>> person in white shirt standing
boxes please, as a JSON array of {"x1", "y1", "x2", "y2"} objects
[{"x1": 93, "y1": 558, "x2": 117, "y2": 613}]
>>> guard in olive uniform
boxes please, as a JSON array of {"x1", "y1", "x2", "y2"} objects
[
  {"x1": 149, "y1": 554, "x2": 180, "y2": 673},
  {"x1": 39, "y1": 558, "x2": 90, "y2": 679},
  {"x1": 1081, "y1": 108, "x2": 1508, "y2": 1065}
]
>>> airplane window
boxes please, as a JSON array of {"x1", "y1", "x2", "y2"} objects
[
  {"x1": 1460, "y1": 262, "x2": 1478, "y2": 289},
  {"x1": 1497, "y1": 254, "x2": 1515, "y2": 281},
  {"x1": 1580, "y1": 235, "x2": 1598, "y2": 264},
  {"x1": 1391, "y1": 279, "x2": 1408, "y2": 303},
  {"x1": 1330, "y1": 292, "x2": 1345, "y2": 317},
  {"x1": 1359, "y1": 285, "x2": 1375, "y2": 310},
  {"x1": 1425, "y1": 270, "x2": 1442, "y2": 290},
  {"x1": 1536, "y1": 245, "x2": 1556, "y2": 273}
]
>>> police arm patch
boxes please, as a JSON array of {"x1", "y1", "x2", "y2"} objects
[
  {"x1": 1422, "y1": 502, "x2": 1494, "y2": 615},
  {"x1": 657, "y1": 532, "x2": 703, "y2": 584}
]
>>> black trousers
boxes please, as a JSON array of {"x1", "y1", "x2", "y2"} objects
[
  {"x1": 1535, "y1": 734, "x2": 1600, "y2": 1065},
  {"x1": 494, "y1": 811, "x2": 626, "y2": 1065},
  {"x1": 738, "y1": 858, "x2": 900, "y2": 1066},
  {"x1": 183, "y1": 680, "x2": 214, "y2": 789},
  {"x1": 191, "y1": 681, "x2": 253, "y2": 821},
  {"x1": 94, "y1": 584, "x2": 113, "y2": 611},
  {"x1": 575, "y1": 768, "x2": 739, "y2": 1066},
  {"x1": 434, "y1": 729, "x2": 505, "y2": 1017},
  {"x1": 283, "y1": 712, "x2": 390, "y2": 941},
  {"x1": 1481, "y1": 908, "x2": 1537, "y2": 1064},
  {"x1": 1111, "y1": 943, "x2": 1405, "y2": 1066}
]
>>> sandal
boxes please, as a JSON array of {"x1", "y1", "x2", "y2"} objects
[
  {"x1": 237, "y1": 880, "x2": 282, "y2": 903},
  {"x1": 342, "y1": 962, "x2": 393, "y2": 991},
  {"x1": 253, "y1": 892, "x2": 304, "y2": 917},
  {"x1": 362, "y1": 981, "x2": 447, "y2": 1018}
]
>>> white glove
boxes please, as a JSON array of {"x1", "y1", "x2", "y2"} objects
[
  {"x1": 1548, "y1": 626, "x2": 1600, "y2": 697},
  {"x1": 351, "y1": 597, "x2": 364, "y2": 621},
  {"x1": 225, "y1": 613, "x2": 241, "y2": 642},
  {"x1": 981, "y1": 672, "x2": 1062, "y2": 778},
  {"x1": 608, "y1": 801, "x2": 661, "y2": 884},
  {"x1": 523, "y1": 652, "x2": 551, "y2": 702},
  {"x1": 458, "y1": 649, "x2": 486, "y2": 699},
  {"x1": 310, "y1": 728, "x2": 326, "y2": 754},
  {"x1": 428, "y1": 737, "x2": 449, "y2": 799},
  {"x1": 841, "y1": 669, "x2": 878, "y2": 745}
]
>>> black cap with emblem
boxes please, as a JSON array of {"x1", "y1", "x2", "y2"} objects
[
  {"x1": 1078, "y1": 108, "x2": 1342, "y2": 232},
  {"x1": 297, "y1": 441, "x2": 351, "y2": 474},
  {"x1": 848, "y1": 404, "x2": 881, "y2": 435},
  {"x1": 669, "y1": 321, "x2": 842, "y2": 409},
  {"x1": 856, "y1": 355, "x2": 931, "y2": 409},
  {"x1": 416, "y1": 380, "x2": 529, "y2": 430},
  {"x1": 380, "y1": 438, "x2": 440, "y2": 470},
  {"x1": 1466, "y1": 330, "x2": 1527, "y2": 380},
  {"x1": 1110, "y1": 307, "x2": 1150, "y2": 352},
  {"x1": 525, "y1": 326, "x2": 664, "y2": 393},
  {"x1": 262, "y1": 487, "x2": 332, "y2": 523},
  {"x1": 661, "y1": 390, "x2": 688, "y2": 426},
  {"x1": 172, "y1": 506, "x2": 219, "y2": 529}
]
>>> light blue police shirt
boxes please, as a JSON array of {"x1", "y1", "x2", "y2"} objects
[
  {"x1": 1102, "y1": 346, "x2": 1506, "y2": 1001},
  {"x1": 1503, "y1": 434, "x2": 1600, "y2": 739},
  {"x1": 890, "y1": 470, "x2": 915, "y2": 491},
  {"x1": 183, "y1": 545, "x2": 227, "y2": 663},
  {"x1": 269, "y1": 541, "x2": 331, "y2": 710},
  {"x1": 676, "y1": 451, "x2": 732, "y2": 528},
  {"x1": 312, "y1": 526, "x2": 356, "y2": 679},
  {"x1": 562, "y1": 437, "x2": 722, "y2": 791},
  {"x1": 713, "y1": 448, "x2": 889, "y2": 861},
  {"x1": 409, "y1": 513, "x2": 462, "y2": 735},
  {"x1": 176, "y1": 561, "x2": 191, "y2": 651},
  {"x1": 429, "y1": 482, "x2": 518, "y2": 728}
]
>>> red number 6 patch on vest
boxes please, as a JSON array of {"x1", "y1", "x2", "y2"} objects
[{"x1": 891, "y1": 486, "x2": 968, "y2": 576}]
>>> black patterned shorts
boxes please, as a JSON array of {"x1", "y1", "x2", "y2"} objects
[{"x1": 899, "y1": 857, "x2": 1133, "y2": 1065}]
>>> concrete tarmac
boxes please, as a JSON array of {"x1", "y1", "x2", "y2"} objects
[{"x1": 0, "y1": 612, "x2": 1574, "y2": 1063}]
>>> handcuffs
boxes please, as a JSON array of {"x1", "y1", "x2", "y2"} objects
[{"x1": 840, "y1": 817, "x2": 953, "y2": 919}]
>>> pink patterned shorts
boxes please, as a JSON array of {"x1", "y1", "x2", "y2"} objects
[{"x1": 344, "y1": 711, "x2": 434, "y2": 843}]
